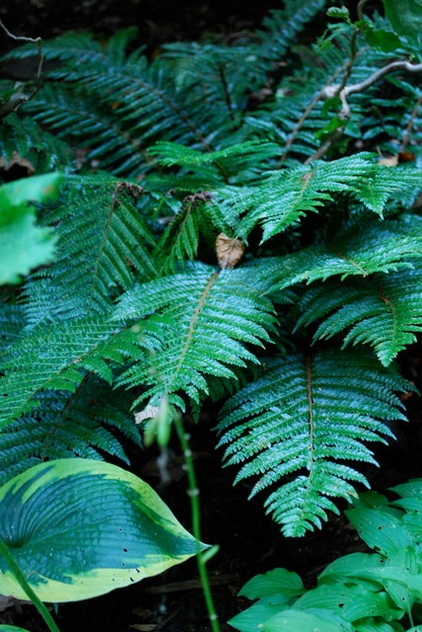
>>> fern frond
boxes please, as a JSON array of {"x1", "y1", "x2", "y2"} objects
[
  {"x1": 296, "y1": 266, "x2": 422, "y2": 366},
  {"x1": 0, "y1": 318, "x2": 143, "y2": 428},
  {"x1": 217, "y1": 156, "x2": 422, "y2": 241},
  {"x1": 148, "y1": 140, "x2": 282, "y2": 184},
  {"x1": 113, "y1": 263, "x2": 277, "y2": 409},
  {"x1": 217, "y1": 350, "x2": 410, "y2": 536},
  {"x1": 272, "y1": 215, "x2": 422, "y2": 290},
  {"x1": 0, "y1": 113, "x2": 73, "y2": 173},
  {"x1": 22, "y1": 175, "x2": 156, "y2": 325},
  {"x1": 0, "y1": 378, "x2": 141, "y2": 484},
  {"x1": 257, "y1": 0, "x2": 328, "y2": 68},
  {"x1": 151, "y1": 192, "x2": 212, "y2": 276},
  {"x1": 0, "y1": 303, "x2": 25, "y2": 355},
  {"x1": 8, "y1": 31, "x2": 228, "y2": 175}
]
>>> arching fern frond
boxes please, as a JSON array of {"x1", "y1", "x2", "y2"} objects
[
  {"x1": 0, "y1": 378, "x2": 141, "y2": 484},
  {"x1": 22, "y1": 175, "x2": 156, "y2": 325},
  {"x1": 272, "y1": 215, "x2": 422, "y2": 290},
  {"x1": 295, "y1": 265, "x2": 422, "y2": 366},
  {"x1": 257, "y1": 0, "x2": 328, "y2": 69},
  {"x1": 215, "y1": 156, "x2": 422, "y2": 241},
  {"x1": 217, "y1": 350, "x2": 411, "y2": 537},
  {"x1": 113, "y1": 262, "x2": 277, "y2": 410},
  {"x1": 0, "y1": 318, "x2": 144, "y2": 429},
  {"x1": 148, "y1": 140, "x2": 282, "y2": 185},
  {"x1": 5, "y1": 29, "x2": 227, "y2": 175}
]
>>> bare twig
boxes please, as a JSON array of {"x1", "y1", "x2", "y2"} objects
[
  {"x1": 305, "y1": 60, "x2": 422, "y2": 163},
  {"x1": 323, "y1": 60, "x2": 422, "y2": 104},
  {"x1": 0, "y1": 19, "x2": 44, "y2": 119}
]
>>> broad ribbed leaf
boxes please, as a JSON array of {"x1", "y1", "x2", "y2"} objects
[
  {"x1": 294, "y1": 584, "x2": 402, "y2": 622},
  {"x1": 218, "y1": 350, "x2": 410, "y2": 536},
  {"x1": 261, "y1": 609, "x2": 352, "y2": 632},
  {"x1": 0, "y1": 459, "x2": 204, "y2": 602}
]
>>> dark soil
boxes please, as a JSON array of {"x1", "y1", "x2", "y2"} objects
[{"x1": 0, "y1": 1, "x2": 421, "y2": 630}]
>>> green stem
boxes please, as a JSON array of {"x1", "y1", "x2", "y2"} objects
[
  {"x1": 174, "y1": 415, "x2": 221, "y2": 632},
  {"x1": 0, "y1": 538, "x2": 61, "y2": 632}
]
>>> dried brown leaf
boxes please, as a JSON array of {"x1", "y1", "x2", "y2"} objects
[{"x1": 216, "y1": 232, "x2": 245, "y2": 269}]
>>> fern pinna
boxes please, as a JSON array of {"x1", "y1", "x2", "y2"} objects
[{"x1": 1, "y1": 0, "x2": 422, "y2": 535}]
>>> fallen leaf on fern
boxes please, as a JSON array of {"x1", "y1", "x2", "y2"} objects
[{"x1": 216, "y1": 232, "x2": 245, "y2": 269}]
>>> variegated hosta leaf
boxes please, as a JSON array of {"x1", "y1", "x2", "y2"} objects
[{"x1": 0, "y1": 459, "x2": 205, "y2": 602}]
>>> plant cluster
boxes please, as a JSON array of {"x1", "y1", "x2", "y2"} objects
[
  {"x1": 0, "y1": 0, "x2": 421, "y2": 630},
  {"x1": 230, "y1": 480, "x2": 422, "y2": 632}
]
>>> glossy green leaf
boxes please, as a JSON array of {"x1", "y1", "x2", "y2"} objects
[
  {"x1": 261, "y1": 608, "x2": 353, "y2": 632},
  {"x1": 382, "y1": 0, "x2": 422, "y2": 40},
  {"x1": 239, "y1": 568, "x2": 304, "y2": 600},
  {"x1": 0, "y1": 626, "x2": 32, "y2": 632},
  {"x1": 0, "y1": 458, "x2": 205, "y2": 602},
  {"x1": 295, "y1": 583, "x2": 403, "y2": 622},
  {"x1": 0, "y1": 173, "x2": 60, "y2": 284},
  {"x1": 228, "y1": 597, "x2": 289, "y2": 632},
  {"x1": 346, "y1": 508, "x2": 415, "y2": 556}
]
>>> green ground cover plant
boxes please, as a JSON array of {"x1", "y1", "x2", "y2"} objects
[
  {"x1": 0, "y1": 0, "x2": 421, "y2": 629},
  {"x1": 229, "y1": 479, "x2": 422, "y2": 632}
]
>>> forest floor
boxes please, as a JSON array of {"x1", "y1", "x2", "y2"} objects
[{"x1": 0, "y1": 1, "x2": 421, "y2": 630}]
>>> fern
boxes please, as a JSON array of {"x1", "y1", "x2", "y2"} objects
[
  {"x1": 217, "y1": 350, "x2": 411, "y2": 537},
  {"x1": 0, "y1": 318, "x2": 143, "y2": 428},
  {"x1": 0, "y1": 113, "x2": 73, "y2": 173},
  {"x1": 215, "y1": 158, "x2": 422, "y2": 241},
  {"x1": 295, "y1": 264, "x2": 422, "y2": 366},
  {"x1": 113, "y1": 262, "x2": 277, "y2": 409},
  {"x1": 270, "y1": 214, "x2": 422, "y2": 290},
  {"x1": 21, "y1": 174, "x2": 156, "y2": 325},
  {"x1": 0, "y1": 378, "x2": 141, "y2": 484}
]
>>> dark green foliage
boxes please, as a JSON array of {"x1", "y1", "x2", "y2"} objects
[
  {"x1": 0, "y1": 380, "x2": 141, "y2": 484},
  {"x1": 1, "y1": 0, "x2": 421, "y2": 536},
  {"x1": 229, "y1": 480, "x2": 422, "y2": 630},
  {"x1": 217, "y1": 351, "x2": 409, "y2": 536}
]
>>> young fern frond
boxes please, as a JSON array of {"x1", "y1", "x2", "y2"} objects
[
  {"x1": 113, "y1": 262, "x2": 277, "y2": 410},
  {"x1": 295, "y1": 265, "x2": 422, "y2": 366},
  {"x1": 148, "y1": 140, "x2": 282, "y2": 185},
  {"x1": 151, "y1": 192, "x2": 212, "y2": 276},
  {"x1": 0, "y1": 379, "x2": 141, "y2": 484},
  {"x1": 217, "y1": 350, "x2": 411, "y2": 537}
]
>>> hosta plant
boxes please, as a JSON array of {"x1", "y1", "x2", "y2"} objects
[{"x1": 229, "y1": 478, "x2": 422, "y2": 632}]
